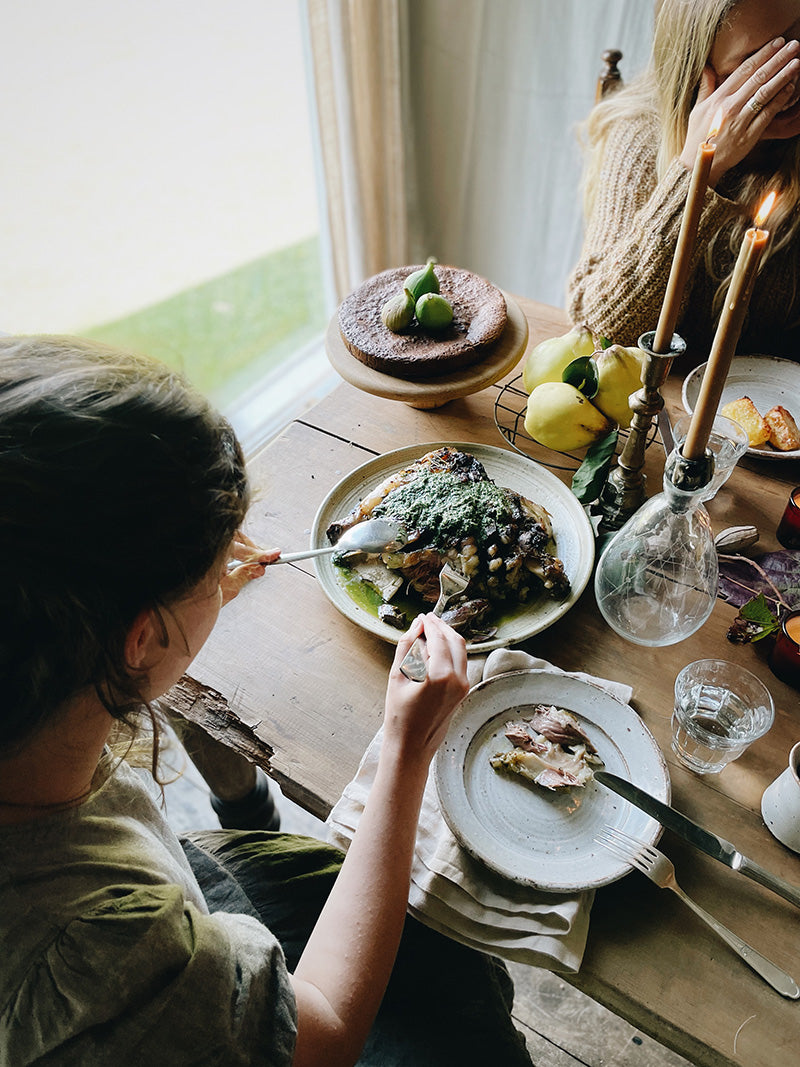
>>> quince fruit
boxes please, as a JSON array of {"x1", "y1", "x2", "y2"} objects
[
  {"x1": 524, "y1": 381, "x2": 613, "y2": 452},
  {"x1": 521, "y1": 324, "x2": 595, "y2": 394},
  {"x1": 592, "y1": 344, "x2": 645, "y2": 429}
]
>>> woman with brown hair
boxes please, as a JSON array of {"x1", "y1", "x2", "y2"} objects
[{"x1": 0, "y1": 336, "x2": 533, "y2": 1066}]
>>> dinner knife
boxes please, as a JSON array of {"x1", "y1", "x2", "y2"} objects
[
  {"x1": 594, "y1": 770, "x2": 800, "y2": 909},
  {"x1": 657, "y1": 405, "x2": 675, "y2": 455}
]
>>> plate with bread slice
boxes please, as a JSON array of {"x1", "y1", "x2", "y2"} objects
[{"x1": 682, "y1": 356, "x2": 800, "y2": 460}]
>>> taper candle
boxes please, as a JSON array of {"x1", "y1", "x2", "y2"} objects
[
  {"x1": 682, "y1": 191, "x2": 777, "y2": 460},
  {"x1": 653, "y1": 108, "x2": 723, "y2": 354}
]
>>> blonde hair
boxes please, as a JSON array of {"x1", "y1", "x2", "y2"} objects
[{"x1": 580, "y1": 0, "x2": 800, "y2": 316}]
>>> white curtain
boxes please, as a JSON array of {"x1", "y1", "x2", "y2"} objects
[
  {"x1": 306, "y1": 0, "x2": 654, "y2": 309},
  {"x1": 304, "y1": 0, "x2": 410, "y2": 301}
]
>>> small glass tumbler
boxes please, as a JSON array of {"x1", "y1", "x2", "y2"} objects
[
  {"x1": 672, "y1": 659, "x2": 775, "y2": 774},
  {"x1": 768, "y1": 609, "x2": 800, "y2": 688},
  {"x1": 776, "y1": 487, "x2": 800, "y2": 549},
  {"x1": 672, "y1": 414, "x2": 749, "y2": 501}
]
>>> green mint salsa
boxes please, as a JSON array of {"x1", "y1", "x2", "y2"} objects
[
  {"x1": 373, "y1": 472, "x2": 514, "y2": 547},
  {"x1": 336, "y1": 563, "x2": 419, "y2": 616},
  {"x1": 335, "y1": 560, "x2": 531, "y2": 630}
]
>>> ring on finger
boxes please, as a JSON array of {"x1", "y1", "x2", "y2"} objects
[{"x1": 749, "y1": 96, "x2": 764, "y2": 114}]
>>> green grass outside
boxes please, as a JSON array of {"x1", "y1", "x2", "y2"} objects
[{"x1": 86, "y1": 236, "x2": 327, "y2": 408}]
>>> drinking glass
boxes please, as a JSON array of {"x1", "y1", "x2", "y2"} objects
[{"x1": 672, "y1": 659, "x2": 774, "y2": 774}]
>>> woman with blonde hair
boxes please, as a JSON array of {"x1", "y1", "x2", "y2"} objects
[{"x1": 567, "y1": 0, "x2": 800, "y2": 364}]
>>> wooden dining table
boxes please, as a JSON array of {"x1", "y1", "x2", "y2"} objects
[{"x1": 164, "y1": 296, "x2": 800, "y2": 1067}]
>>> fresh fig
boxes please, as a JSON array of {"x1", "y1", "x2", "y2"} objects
[
  {"x1": 415, "y1": 292, "x2": 453, "y2": 330},
  {"x1": 380, "y1": 287, "x2": 415, "y2": 332},
  {"x1": 405, "y1": 257, "x2": 440, "y2": 302}
]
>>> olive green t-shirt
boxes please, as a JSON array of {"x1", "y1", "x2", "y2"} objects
[{"x1": 0, "y1": 758, "x2": 296, "y2": 1065}]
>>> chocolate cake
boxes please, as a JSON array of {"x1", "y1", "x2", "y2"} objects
[{"x1": 338, "y1": 265, "x2": 507, "y2": 380}]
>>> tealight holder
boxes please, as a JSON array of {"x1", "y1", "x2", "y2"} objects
[
  {"x1": 768, "y1": 609, "x2": 800, "y2": 688},
  {"x1": 776, "y1": 487, "x2": 800, "y2": 550},
  {"x1": 598, "y1": 330, "x2": 686, "y2": 531}
]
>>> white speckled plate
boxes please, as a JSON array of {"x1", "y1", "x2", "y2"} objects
[
  {"x1": 311, "y1": 442, "x2": 595, "y2": 653},
  {"x1": 434, "y1": 670, "x2": 669, "y2": 891},
  {"x1": 682, "y1": 356, "x2": 800, "y2": 460}
]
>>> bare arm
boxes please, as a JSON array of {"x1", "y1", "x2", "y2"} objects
[{"x1": 290, "y1": 613, "x2": 469, "y2": 1067}]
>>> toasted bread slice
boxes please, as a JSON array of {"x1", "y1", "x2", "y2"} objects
[
  {"x1": 764, "y1": 405, "x2": 800, "y2": 451},
  {"x1": 720, "y1": 396, "x2": 769, "y2": 448}
]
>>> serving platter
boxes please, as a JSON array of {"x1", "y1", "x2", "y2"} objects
[
  {"x1": 682, "y1": 356, "x2": 800, "y2": 460},
  {"x1": 434, "y1": 670, "x2": 669, "y2": 891},
  {"x1": 311, "y1": 441, "x2": 594, "y2": 653}
]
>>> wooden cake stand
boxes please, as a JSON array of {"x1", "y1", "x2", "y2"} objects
[{"x1": 325, "y1": 292, "x2": 529, "y2": 409}]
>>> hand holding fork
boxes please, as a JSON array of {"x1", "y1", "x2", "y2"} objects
[
  {"x1": 399, "y1": 563, "x2": 469, "y2": 682},
  {"x1": 597, "y1": 826, "x2": 799, "y2": 1000}
]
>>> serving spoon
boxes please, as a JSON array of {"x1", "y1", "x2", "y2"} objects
[{"x1": 274, "y1": 517, "x2": 406, "y2": 564}]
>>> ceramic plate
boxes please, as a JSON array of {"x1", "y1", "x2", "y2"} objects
[
  {"x1": 311, "y1": 442, "x2": 595, "y2": 653},
  {"x1": 434, "y1": 670, "x2": 669, "y2": 891},
  {"x1": 682, "y1": 356, "x2": 800, "y2": 460}
]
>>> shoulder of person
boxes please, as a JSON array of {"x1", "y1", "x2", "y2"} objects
[
  {"x1": 1, "y1": 884, "x2": 296, "y2": 1066},
  {"x1": 603, "y1": 107, "x2": 660, "y2": 161}
]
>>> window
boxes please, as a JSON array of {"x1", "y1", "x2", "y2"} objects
[{"x1": 1, "y1": 0, "x2": 332, "y2": 450}]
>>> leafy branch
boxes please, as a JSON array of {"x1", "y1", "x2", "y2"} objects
[
  {"x1": 721, "y1": 552, "x2": 791, "y2": 644},
  {"x1": 727, "y1": 593, "x2": 782, "y2": 644}
]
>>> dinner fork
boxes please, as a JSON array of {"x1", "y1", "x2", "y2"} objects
[
  {"x1": 399, "y1": 563, "x2": 469, "y2": 682},
  {"x1": 596, "y1": 826, "x2": 800, "y2": 1000}
]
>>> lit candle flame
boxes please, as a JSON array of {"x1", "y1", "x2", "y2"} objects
[
  {"x1": 706, "y1": 107, "x2": 724, "y2": 141},
  {"x1": 754, "y1": 191, "x2": 777, "y2": 229}
]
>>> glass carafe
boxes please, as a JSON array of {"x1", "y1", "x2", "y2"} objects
[{"x1": 594, "y1": 448, "x2": 720, "y2": 646}]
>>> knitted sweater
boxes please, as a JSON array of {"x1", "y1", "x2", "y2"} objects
[{"x1": 566, "y1": 112, "x2": 800, "y2": 366}]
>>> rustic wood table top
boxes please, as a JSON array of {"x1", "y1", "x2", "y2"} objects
[{"x1": 165, "y1": 297, "x2": 800, "y2": 1067}]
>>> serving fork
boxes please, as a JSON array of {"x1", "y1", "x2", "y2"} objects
[{"x1": 596, "y1": 826, "x2": 800, "y2": 999}]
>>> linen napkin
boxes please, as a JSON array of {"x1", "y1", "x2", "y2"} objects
[{"x1": 326, "y1": 648, "x2": 634, "y2": 973}]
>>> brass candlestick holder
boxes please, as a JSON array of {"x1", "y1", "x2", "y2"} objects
[{"x1": 598, "y1": 331, "x2": 686, "y2": 531}]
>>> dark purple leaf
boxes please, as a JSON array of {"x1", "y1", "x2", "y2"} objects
[{"x1": 718, "y1": 550, "x2": 800, "y2": 611}]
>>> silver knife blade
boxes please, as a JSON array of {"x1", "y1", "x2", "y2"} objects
[
  {"x1": 657, "y1": 405, "x2": 674, "y2": 455},
  {"x1": 595, "y1": 770, "x2": 800, "y2": 909}
]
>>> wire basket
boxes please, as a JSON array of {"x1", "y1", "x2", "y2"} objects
[{"x1": 494, "y1": 374, "x2": 660, "y2": 472}]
